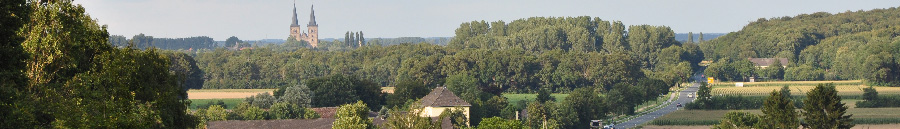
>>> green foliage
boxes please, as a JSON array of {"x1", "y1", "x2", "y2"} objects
[
  {"x1": 863, "y1": 86, "x2": 878, "y2": 101},
  {"x1": 558, "y1": 87, "x2": 605, "y2": 129},
  {"x1": 712, "y1": 111, "x2": 759, "y2": 129},
  {"x1": 280, "y1": 84, "x2": 312, "y2": 107},
  {"x1": 384, "y1": 104, "x2": 439, "y2": 129},
  {"x1": 477, "y1": 117, "x2": 524, "y2": 129},
  {"x1": 703, "y1": 58, "x2": 755, "y2": 81},
  {"x1": 758, "y1": 89, "x2": 799, "y2": 129},
  {"x1": 332, "y1": 101, "x2": 375, "y2": 129},
  {"x1": 245, "y1": 92, "x2": 276, "y2": 108},
  {"x1": 802, "y1": 83, "x2": 854, "y2": 129},
  {"x1": 109, "y1": 35, "x2": 217, "y2": 50},
  {"x1": 0, "y1": 0, "x2": 33, "y2": 127},
  {"x1": 701, "y1": 8, "x2": 900, "y2": 85},
  {"x1": 205, "y1": 105, "x2": 228, "y2": 121},
  {"x1": 225, "y1": 36, "x2": 241, "y2": 48},
  {"x1": 536, "y1": 88, "x2": 554, "y2": 103},
  {"x1": 685, "y1": 95, "x2": 765, "y2": 110},
  {"x1": 306, "y1": 74, "x2": 384, "y2": 109},
  {"x1": 268, "y1": 102, "x2": 315, "y2": 119},
  {"x1": 388, "y1": 79, "x2": 431, "y2": 108},
  {"x1": 526, "y1": 101, "x2": 559, "y2": 129},
  {"x1": 162, "y1": 51, "x2": 205, "y2": 89}
]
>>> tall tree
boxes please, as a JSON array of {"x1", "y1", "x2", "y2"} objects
[
  {"x1": 698, "y1": 32, "x2": 704, "y2": 43},
  {"x1": 332, "y1": 101, "x2": 376, "y2": 129},
  {"x1": 802, "y1": 83, "x2": 853, "y2": 129},
  {"x1": 558, "y1": 87, "x2": 605, "y2": 129},
  {"x1": 225, "y1": 36, "x2": 240, "y2": 48},
  {"x1": 758, "y1": 89, "x2": 799, "y2": 129},
  {"x1": 687, "y1": 32, "x2": 694, "y2": 43},
  {"x1": 0, "y1": 0, "x2": 34, "y2": 127}
]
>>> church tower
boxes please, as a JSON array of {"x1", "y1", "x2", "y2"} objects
[
  {"x1": 306, "y1": 5, "x2": 319, "y2": 47},
  {"x1": 289, "y1": 2, "x2": 301, "y2": 40},
  {"x1": 289, "y1": 3, "x2": 319, "y2": 48}
]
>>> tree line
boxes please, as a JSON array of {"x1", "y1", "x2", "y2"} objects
[
  {"x1": 109, "y1": 34, "x2": 217, "y2": 50},
  {"x1": 700, "y1": 7, "x2": 900, "y2": 86}
]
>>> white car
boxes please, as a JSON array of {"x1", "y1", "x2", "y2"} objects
[{"x1": 688, "y1": 93, "x2": 694, "y2": 98}]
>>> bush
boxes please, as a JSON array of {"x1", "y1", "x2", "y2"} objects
[
  {"x1": 856, "y1": 95, "x2": 900, "y2": 108},
  {"x1": 245, "y1": 93, "x2": 276, "y2": 109},
  {"x1": 685, "y1": 95, "x2": 764, "y2": 110}
]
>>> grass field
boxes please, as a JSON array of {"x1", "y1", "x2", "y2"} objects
[
  {"x1": 649, "y1": 108, "x2": 900, "y2": 125},
  {"x1": 189, "y1": 98, "x2": 243, "y2": 110}
]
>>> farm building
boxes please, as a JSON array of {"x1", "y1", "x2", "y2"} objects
[{"x1": 747, "y1": 58, "x2": 788, "y2": 69}]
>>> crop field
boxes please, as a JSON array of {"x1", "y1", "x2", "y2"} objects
[
  {"x1": 641, "y1": 124, "x2": 900, "y2": 129},
  {"x1": 649, "y1": 108, "x2": 900, "y2": 125},
  {"x1": 187, "y1": 89, "x2": 274, "y2": 99},
  {"x1": 709, "y1": 80, "x2": 863, "y2": 87},
  {"x1": 711, "y1": 85, "x2": 900, "y2": 96}
]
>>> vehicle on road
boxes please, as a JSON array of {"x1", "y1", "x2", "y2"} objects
[
  {"x1": 676, "y1": 103, "x2": 682, "y2": 107},
  {"x1": 688, "y1": 93, "x2": 693, "y2": 98}
]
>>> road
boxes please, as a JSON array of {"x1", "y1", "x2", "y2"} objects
[{"x1": 613, "y1": 75, "x2": 703, "y2": 129}]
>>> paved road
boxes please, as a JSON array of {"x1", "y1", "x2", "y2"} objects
[{"x1": 614, "y1": 75, "x2": 703, "y2": 129}]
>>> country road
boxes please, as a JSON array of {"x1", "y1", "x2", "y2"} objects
[{"x1": 614, "y1": 75, "x2": 703, "y2": 129}]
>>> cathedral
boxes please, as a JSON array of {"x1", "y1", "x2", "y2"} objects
[{"x1": 290, "y1": 4, "x2": 319, "y2": 48}]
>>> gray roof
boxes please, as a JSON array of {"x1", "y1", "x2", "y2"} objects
[
  {"x1": 420, "y1": 87, "x2": 471, "y2": 107},
  {"x1": 748, "y1": 58, "x2": 788, "y2": 67}
]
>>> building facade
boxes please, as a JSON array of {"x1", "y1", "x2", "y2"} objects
[{"x1": 290, "y1": 4, "x2": 319, "y2": 48}]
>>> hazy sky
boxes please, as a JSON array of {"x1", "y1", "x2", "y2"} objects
[{"x1": 75, "y1": 0, "x2": 900, "y2": 40}]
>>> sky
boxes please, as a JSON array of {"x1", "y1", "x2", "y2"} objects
[{"x1": 75, "y1": 0, "x2": 900, "y2": 40}]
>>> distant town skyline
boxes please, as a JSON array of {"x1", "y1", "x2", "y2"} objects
[{"x1": 75, "y1": 0, "x2": 900, "y2": 40}]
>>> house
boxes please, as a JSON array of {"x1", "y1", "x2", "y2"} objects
[
  {"x1": 747, "y1": 58, "x2": 788, "y2": 69},
  {"x1": 418, "y1": 87, "x2": 471, "y2": 125}
]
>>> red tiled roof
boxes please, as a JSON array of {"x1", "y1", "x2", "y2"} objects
[{"x1": 309, "y1": 107, "x2": 338, "y2": 118}]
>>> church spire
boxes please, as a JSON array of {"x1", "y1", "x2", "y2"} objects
[
  {"x1": 308, "y1": 5, "x2": 317, "y2": 26},
  {"x1": 290, "y1": 1, "x2": 300, "y2": 27}
]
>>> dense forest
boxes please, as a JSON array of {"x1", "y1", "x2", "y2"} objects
[
  {"x1": 700, "y1": 7, "x2": 900, "y2": 85},
  {"x1": 109, "y1": 34, "x2": 217, "y2": 50},
  {"x1": 197, "y1": 16, "x2": 703, "y2": 93}
]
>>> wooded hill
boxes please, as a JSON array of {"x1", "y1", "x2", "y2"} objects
[{"x1": 700, "y1": 7, "x2": 900, "y2": 85}]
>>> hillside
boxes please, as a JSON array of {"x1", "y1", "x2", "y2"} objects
[{"x1": 701, "y1": 7, "x2": 900, "y2": 85}]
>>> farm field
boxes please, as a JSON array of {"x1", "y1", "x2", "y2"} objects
[
  {"x1": 186, "y1": 89, "x2": 274, "y2": 99},
  {"x1": 649, "y1": 108, "x2": 900, "y2": 126},
  {"x1": 711, "y1": 85, "x2": 900, "y2": 96},
  {"x1": 709, "y1": 80, "x2": 863, "y2": 87}
]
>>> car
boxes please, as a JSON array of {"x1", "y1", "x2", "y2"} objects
[
  {"x1": 676, "y1": 103, "x2": 682, "y2": 107},
  {"x1": 688, "y1": 93, "x2": 694, "y2": 98}
]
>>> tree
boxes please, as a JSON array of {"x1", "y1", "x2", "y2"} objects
[
  {"x1": 383, "y1": 104, "x2": 438, "y2": 129},
  {"x1": 0, "y1": 0, "x2": 33, "y2": 127},
  {"x1": 698, "y1": 32, "x2": 704, "y2": 43},
  {"x1": 862, "y1": 86, "x2": 878, "y2": 101},
  {"x1": 477, "y1": 117, "x2": 524, "y2": 129},
  {"x1": 536, "y1": 88, "x2": 554, "y2": 103},
  {"x1": 780, "y1": 85, "x2": 792, "y2": 99},
  {"x1": 280, "y1": 84, "x2": 313, "y2": 107},
  {"x1": 164, "y1": 52, "x2": 205, "y2": 89},
  {"x1": 269, "y1": 102, "x2": 313, "y2": 119},
  {"x1": 712, "y1": 111, "x2": 759, "y2": 129},
  {"x1": 767, "y1": 59, "x2": 785, "y2": 80},
  {"x1": 558, "y1": 87, "x2": 605, "y2": 129},
  {"x1": 332, "y1": 101, "x2": 375, "y2": 129},
  {"x1": 687, "y1": 32, "x2": 694, "y2": 43},
  {"x1": 758, "y1": 89, "x2": 799, "y2": 129},
  {"x1": 306, "y1": 74, "x2": 357, "y2": 107},
  {"x1": 388, "y1": 79, "x2": 431, "y2": 108},
  {"x1": 245, "y1": 92, "x2": 276, "y2": 109},
  {"x1": 206, "y1": 105, "x2": 228, "y2": 121},
  {"x1": 802, "y1": 83, "x2": 853, "y2": 129},
  {"x1": 225, "y1": 36, "x2": 240, "y2": 48}
]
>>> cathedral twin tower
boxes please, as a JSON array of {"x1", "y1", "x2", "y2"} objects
[{"x1": 290, "y1": 4, "x2": 319, "y2": 48}]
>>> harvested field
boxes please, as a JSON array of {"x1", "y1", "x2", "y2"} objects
[{"x1": 187, "y1": 89, "x2": 274, "y2": 99}]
